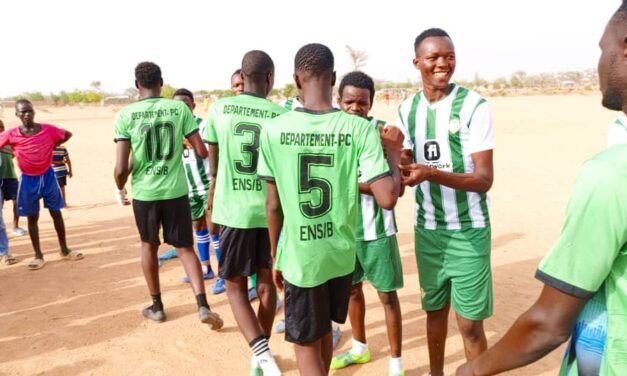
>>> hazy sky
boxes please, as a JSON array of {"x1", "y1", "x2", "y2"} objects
[{"x1": 0, "y1": 0, "x2": 617, "y2": 97}]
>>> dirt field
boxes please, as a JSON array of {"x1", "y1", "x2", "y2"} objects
[{"x1": 0, "y1": 94, "x2": 616, "y2": 375}]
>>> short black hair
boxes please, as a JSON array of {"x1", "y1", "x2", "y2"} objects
[
  {"x1": 232, "y1": 68, "x2": 242, "y2": 77},
  {"x1": 173, "y1": 88, "x2": 194, "y2": 101},
  {"x1": 241, "y1": 51, "x2": 274, "y2": 81},
  {"x1": 135, "y1": 61, "x2": 162, "y2": 89},
  {"x1": 339, "y1": 71, "x2": 375, "y2": 103},
  {"x1": 414, "y1": 28, "x2": 451, "y2": 51},
  {"x1": 15, "y1": 99, "x2": 32, "y2": 108},
  {"x1": 294, "y1": 43, "x2": 334, "y2": 76},
  {"x1": 613, "y1": 1, "x2": 627, "y2": 22}
]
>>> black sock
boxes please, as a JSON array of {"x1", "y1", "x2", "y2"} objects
[
  {"x1": 151, "y1": 293, "x2": 163, "y2": 312},
  {"x1": 196, "y1": 293, "x2": 209, "y2": 309}
]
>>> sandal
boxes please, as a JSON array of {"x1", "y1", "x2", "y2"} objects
[
  {"x1": 59, "y1": 250, "x2": 84, "y2": 261},
  {"x1": 28, "y1": 258, "x2": 46, "y2": 270},
  {"x1": 1, "y1": 254, "x2": 18, "y2": 265}
]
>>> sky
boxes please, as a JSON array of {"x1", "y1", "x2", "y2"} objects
[{"x1": 0, "y1": 0, "x2": 618, "y2": 97}]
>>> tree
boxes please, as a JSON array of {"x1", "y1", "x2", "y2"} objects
[
  {"x1": 123, "y1": 87, "x2": 139, "y2": 99},
  {"x1": 282, "y1": 83, "x2": 298, "y2": 99},
  {"x1": 90, "y1": 81, "x2": 102, "y2": 92},
  {"x1": 510, "y1": 71, "x2": 527, "y2": 88},
  {"x1": 162, "y1": 84, "x2": 176, "y2": 99},
  {"x1": 345, "y1": 45, "x2": 368, "y2": 71}
]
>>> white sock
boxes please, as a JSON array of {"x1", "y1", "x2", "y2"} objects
[
  {"x1": 255, "y1": 352, "x2": 282, "y2": 376},
  {"x1": 389, "y1": 357, "x2": 404, "y2": 373},
  {"x1": 350, "y1": 338, "x2": 368, "y2": 356},
  {"x1": 251, "y1": 355, "x2": 259, "y2": 369}
]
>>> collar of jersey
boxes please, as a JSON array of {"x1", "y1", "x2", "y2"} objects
[
  {"x1": 137, "y1": 96, "x2": 163, "y2": 102},
  {"x1": 240, "y1": 91, "x2": 267, "y2": 99},
  {"x1": 422, "y1": 83, "x2": 457, "y2": 109},
  {"x1": 294, "y1": 107, "x2": 339, "y2": 115}
]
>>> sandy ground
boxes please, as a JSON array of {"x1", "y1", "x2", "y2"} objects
[{"x1": 0, "y1": 94, "x2": 616, "y2": 375}]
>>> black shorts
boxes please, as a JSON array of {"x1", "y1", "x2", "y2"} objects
[
  {"x1": 284, "y1": 274, "x2": 352, "y2": 344},
  {"x1": 1, "y1": 178, "x2": 18, "y2": 200},
  {"x1": 57, "y1": 176, "x2": 67, "y2": 187},
  {"x1": 132, "y1": 195, "x2": 194, "y2": 248},
  {"x1": 218, "y1": 226, "x2": 272, "y2": 279}
]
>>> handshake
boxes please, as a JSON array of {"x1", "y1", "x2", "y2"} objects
[{"x1": 379, "y1": 125, "x2": 431, "y2": 187}]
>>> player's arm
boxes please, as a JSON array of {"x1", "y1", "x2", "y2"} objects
[
  {"x1": 368, "y1": 126, "x2": 404, "y2": 210},
  {"x1": 113, "y1": 140, "x2": 131, "y2": 205},
  {"x1": 206, "y1": 143, "x2": 218, "y2": 211},
  {"x1": 58, "y1": 130, "x2": 72, "y2": 145},
  {"x1": 456, "y1": 285, "x2": 586, "y2": 376},
  {"x1": 187, "y1": 131, "x2": 208, "y2": 159},
  {"x1": 265, "y1": 180, "x2": 284, "y2": 291},
  {"x1": 400, "y1": 149, "x2": 493, "y2": 192},
  {"x1": 66, "y1": 152, "x2": 73, "y2": 177}
]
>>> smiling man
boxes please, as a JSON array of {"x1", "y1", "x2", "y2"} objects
[{"x1": 396, "y1": 28, "x2": 495, "y2": 376}]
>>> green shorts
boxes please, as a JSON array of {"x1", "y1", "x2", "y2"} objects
[
  {"x1": 415, "y1": 226, "x2": 493, "y2": 320},
  {"x1": 189, "y1": 194, "x2": 207, "y2": 221},
  {"x1": 352, "y1": 235, "x2": 403, "y2": 292}
]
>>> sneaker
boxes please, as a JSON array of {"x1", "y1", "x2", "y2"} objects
[
  {"x1": 274, "y1": 319, "x2": 286, "y2": 333},
  {"x1": 0, "y1": 254, "x2": 18, "y2": 265},
  {"x1": 142, "y1": 306, "x2": 166, "y2": 323},
  {"x1": 158, "y1": 248, "x2": 178, "y2": 261},
  {"x1": 212, "y1": 277, "x2": 226, "y2": 294},
  {"x1": 332, "y1": 325, "x2": 342, "y2": 349},
  {"x1": 12, "y1": 227, "x2": 26, "y2": 236},
  {"x1": 248, "y1": 287, "x2": 258, "y2": 301},
  {"x1": 390, "y1": 372, "x2": 406, "y2": 376},
  {"x1": 249, "y1": 368, "x2": 263, "y2": 376},
  {"x1": 199, "y1": 306, "x2": 224, "y2": 330},
  {"x1": 182, "y1": 269, "x2": 215, "y2": 283},
  {"x1": 330, "y1": 350, "x2": 371, "y2": 369}
]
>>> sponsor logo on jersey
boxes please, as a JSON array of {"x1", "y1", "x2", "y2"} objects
[{"x1": 424, "y1": 141, "x2": 440, "y2": 161}]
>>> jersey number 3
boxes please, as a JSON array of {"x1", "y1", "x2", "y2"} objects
[{"x1": 234, "y1": 122, "x2": 261, "y2": 174}]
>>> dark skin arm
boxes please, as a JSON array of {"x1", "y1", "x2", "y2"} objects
[
  {"x1": 113, "y1": 140, "x2": 131, "y2": 205},
  {"x1": 206, "y1": 143, "x2": 220, "y2": 235},
  {"x1": 188, "y1": 132, "x2": 208, "y2": 159},
  {"x1": 56, "y1": 130, "x2": 73, "y2": 146},
  {"x1": 368, "y1": 126, "x2": 404, "y2": 209},
  {"x1": 265, "y1": 181, "x2": 284, "y2": 291},
  {"x1": 400, "y1": 149, "x2": 493, "y2": 193},
  {"x1": 456, "y1": 285, "x2": 587, "y2": 376}
]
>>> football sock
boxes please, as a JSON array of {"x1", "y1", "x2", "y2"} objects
[
  {"x1": 151, "y1": 293, "x2": 163, "y2": 312},
  {"x1": 210, "y1": 234, "x2": 221, "y2": 262},
  {"x1": 250, "y1": 335, "x2": 281, "y2": 376},
  {"x1": 351, "y1": 338, "x2": 368, "y2": 356},
  {"x1": 389, "y1": 357, "x2": 404, "y2": 373},
  {"x1": 196, "y1": 293, "x2": 209, "y2": 309},
  {"x1": 196, "y1": 229, "x2": 210, "y2": 264}
]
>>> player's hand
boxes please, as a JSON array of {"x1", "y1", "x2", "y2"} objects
[
  {"x1": 273, "y1": 268, "x2": 284, "y2": 291},
  {"x1": 379, "y1": 125, "x2": 404, "y2": 151},
  {"x1": 399, "y1": 163, "x2": 432, "y2": 187},
  {"x1": 115, "y1": 188, "x2": 130, "y2": 206},
  {"x1": 68, "y1": 171, "x2": 73, "y2": 178},
  {"x1": 456, "y1": 362, "x2": 475, "y2": 376}
]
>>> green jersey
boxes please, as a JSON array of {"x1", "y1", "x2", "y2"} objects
[
  {"x1": 114, "y1": 97, "x2": 198, "y2": 201},
  {"x1": 0, "y1": 146, "x2": 16, "y2": 179},
  {"x1": 257, "y1": 109, "x2": 391, "y2": 288},
  {"x1": 536, "y1": 145, "x2": 627, "y2": 375},
  {"x1": 356, "y1": 118, "x2": 397, "y2": 241},
  {"x1": 204, "y1": 93, "x2": 286, "y2": 228}
]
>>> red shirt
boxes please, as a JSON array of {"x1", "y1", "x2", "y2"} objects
[{"x1": 0, "y1": 124, "x2": 66, "y2": 176}]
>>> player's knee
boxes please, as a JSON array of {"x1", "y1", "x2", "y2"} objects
[
  {"x1": 458, "y1": 320, "x2": 484, "y2": 343},
  {"x1": 377, "y1": 290, "x2": 398, "y2": 306}
]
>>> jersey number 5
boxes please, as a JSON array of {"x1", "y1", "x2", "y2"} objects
[
  {"x1": 299, "y1": 154, "x2": 334, "y2": 218},
  {"x1": 145, "y1": 121, "x2": 174, "y2": 161},
  {"x1": 234, "y1": 122, "x2": 261, "y2": 174}
]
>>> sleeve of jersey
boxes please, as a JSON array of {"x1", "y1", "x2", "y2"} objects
[
  {"x1": 204, "y1": 105, "x2": 218, "y2": 144},
  {"x1": 182, "y1": 106, "x2": 199, "y2": 138},
  {"x1": 358, "y1": 121, "x2": 391, "y2": 184},
  {"x1": 50, "y1": 125, "x2": 66, "y2": 142},
  {"x1": 536, "y1": 159, "x2": 625, "y2": 299},
  {"x1": 113, "y1": 112, "x2": 130, "y2": 142},
  {"x1": 396, "y1": 104, "x2": 413, "y2": 150},
  {"x1": 256, "y1": 128, "x2": 275, "y2": 181},
  {"x1": 467, "y1": 101, "x2": 495, "y2": 154}
]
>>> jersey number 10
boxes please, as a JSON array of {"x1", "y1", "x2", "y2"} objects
[{"x1": 144, "y1": 122, "x2": 174, "y2": 161}]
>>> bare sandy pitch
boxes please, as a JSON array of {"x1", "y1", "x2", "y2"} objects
[{"x1": 0, "y1": 95, "x2": 616, "y2": 375}]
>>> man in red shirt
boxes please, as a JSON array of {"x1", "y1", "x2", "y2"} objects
[{"x1": 0, "y1": 99, "x2": 83, "y2": 270}]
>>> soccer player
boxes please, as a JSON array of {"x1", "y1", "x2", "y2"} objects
[
  {"x1": 204, "y1": 51, "x2": 285, "y2": 376},
  {"x1": 396, "y1": 28, "x2": 495, "y2": 376},
  {"x1": 0, "y1": 99, "x2": 82, "y2": 270},
  {"x1": 0, "y1": 120, "x2": 26, "y2": 236},
  {"x1": 113, "y1": 61, "x2": 222, "y2": 329},
  {"x1": 329, "y1": 71, "x2": 405, "y2": 376},
  {"x1": 172, "y1": 88, "x2": 219, "y2": 286},
  {"x1": 258, "y1": 43, "x2": 403, "y2": 376},
  {"x1": 456, "y1": 4, "x2": 627, "y2": 375},
  {"x1": 231, "y1": 68, "x2": 245, "y2": 95},
  {"x1": 51, "y1": 145, "x2": 72, "y2": 206}
]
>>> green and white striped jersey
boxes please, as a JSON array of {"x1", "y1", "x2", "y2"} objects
[
  {"x1": 607, "y1": 113, "x2": 627, "y2": 147},
  {"x1": 396, "y1": 84, "x2": 495, "y2": 230},
  {"x1": 183, "y1": 116, "x2": 210, "y2": 199},
  {"x1": 356, "y1": 117, "x2": 397, "y2": 241},
  {"x1": 280, "y1": 96, "x2": 303, "y2": 110}
]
